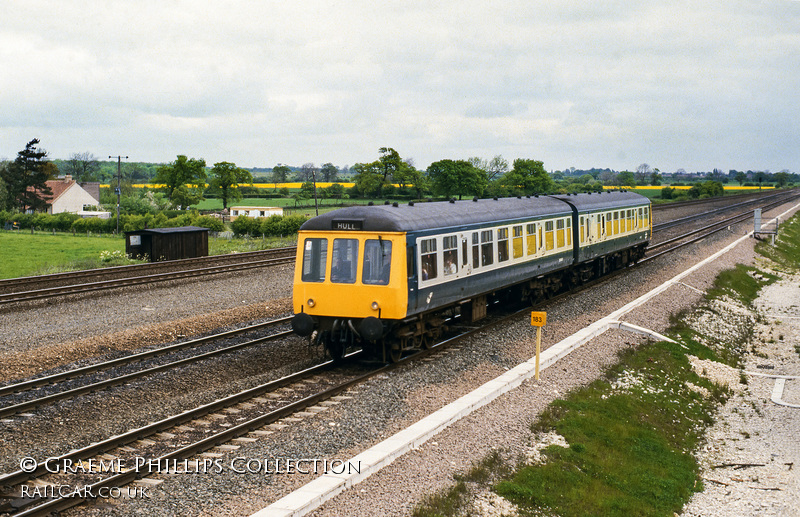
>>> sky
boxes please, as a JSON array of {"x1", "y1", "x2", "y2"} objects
[{"x1": 1, "y1": 1, "x2": 799, "y2": 174}]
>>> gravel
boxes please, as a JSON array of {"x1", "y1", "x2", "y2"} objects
[{"x1": 2, "y1": 199, "x2": 797, "y2": 516}]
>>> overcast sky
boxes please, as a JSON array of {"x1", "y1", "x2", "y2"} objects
[{"x1": 2, "y1": 1, "x2": 798, "y2": 173}]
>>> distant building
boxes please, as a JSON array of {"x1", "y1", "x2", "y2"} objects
[
  {"x1": 229, "y1": 206, "x2": 283, "y2": 221},
  {"x1": 30, "y1": 175, "x2": 109, "y2": 217}
]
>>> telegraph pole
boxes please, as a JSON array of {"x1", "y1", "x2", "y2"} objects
[{"x1": 109, "y1": 155, "x2": 128, "y2": 234}]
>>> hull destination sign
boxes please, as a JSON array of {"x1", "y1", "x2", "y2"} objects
[{"x1": 331, "y1": 220, "x2": 363, "y2": 231}]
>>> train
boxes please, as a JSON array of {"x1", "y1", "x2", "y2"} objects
[{"x1": 291, "y1": 191, "x2": 651, "y2": 362}]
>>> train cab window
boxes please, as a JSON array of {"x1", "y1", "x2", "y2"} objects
[
  {"x1": 480, "y1": 230, "x2": 494, "y2": 266},
  {"x1": 497, "y1": 228, "x2": 509, "y2": 262},
  {"x1": 512, "y1": 225, "x2": 524, "y2": 259},
  {"x1": 644, "y1": 207, "x2": 650, "y2": 227},
  {"x1": 443, "y1": 235, "x2": 458, "y2": 276},
  {"x1": 420, "y1": 238, "x2": 437, "y2": 280},
  {"x1": 544, "y1": 221, "x2": 554, "y2": 251},
  {"x1": 331, "y1": 239, "x2": 358, "y2": 283},
  {"x1": 556, "y1": 219, "x2": 565, "y2": 248},
  {"x1": 301, "y1": 238, "x2": 328, "y2": 282},
  {"x1": 526, "y1": 223, "x2": 537, "y2": 255},
  {"x1": 362, "y1": 239, "x2": 392, "y2": 285}
]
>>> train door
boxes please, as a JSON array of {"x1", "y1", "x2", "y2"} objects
[{"x1": 460, "y1": 233, "x2": 472, "y2": 275}]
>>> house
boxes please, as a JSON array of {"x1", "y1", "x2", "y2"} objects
[
  {"x1": 229, "y1": 206, "x2": 283, "y2": 221},
  {"x1": 32, "y1": 175, "x2": 109, "y2": 217}
]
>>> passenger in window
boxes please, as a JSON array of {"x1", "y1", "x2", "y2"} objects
[{"x1": 444, "y1": 256, "x2": 457, "y2": 275}]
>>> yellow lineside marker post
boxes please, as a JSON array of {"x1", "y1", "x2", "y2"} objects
[{"x1": 531, "y1": 311, "x2": 546, "y2": 380}]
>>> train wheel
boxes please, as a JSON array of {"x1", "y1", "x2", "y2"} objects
[
  {"x1": 389, "y1": 342, "x2": 403, "y2": 362},
  {"x1": 327, "y1": 337, "x2": 346, "y2": 364},
  {"x1": 420, "y1": 333, "x2": 432, "y2": 350}
]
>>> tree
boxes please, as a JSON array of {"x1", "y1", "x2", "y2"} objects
[
  {"x1": 271, "y1": 164, "x2": 291, "y2": 184},
  {"x1": 154, "y1": 155, "x2": 207, "y2": 208},
  {"x1": 379, "y1": 147, "x2": 401, "y2": 182},
  {"x1": 0, "y1": 139, "x2": 54, "y2": 212},
  {"x1": 62, "y1": 152, "x2": 101, "y2": 182},
  {"x1": 774, "y1": 171, "x2": 789, "y2": 188},
  {"x1": 352, "y1": 161, "x2": 383, "y2": 197},
  {"x1": 209, "y1": 161, "x2": 253, "y2": 209},
  {"x1": 649, "y1": 171, "x2": 662, "y2": 186},
  {"x1": 500, "y1": 159, "x2": 553, "y2": 195},
  {"x1": 427, "y1": 159, "x2": 487, "y2": 199},
  {"x1": 320, "y1": 163, "x2": 338, "y2": 182},
  {"x1": 635, "y1": 163, "x2": 652, "y2": 185},
  {"x1": 735, "y1": 171, "x2": 747, "y2": 186},
  {"x1": 0, "y1": 168, "x2": 7, "y2": 211},
  {"x1": 299, "y1": 163, "x2": 317, "y2": 182},
  {"x1": 323, "y1": 183, "x2": 346, "y2": 201},
  {"x1": 617, "y1": 171, "x2": 637, "y2": 187}
]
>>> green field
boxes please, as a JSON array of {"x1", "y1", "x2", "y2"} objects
[
  {"x1": 0, "y1": 231, "x2": 128, "y2": 279},
  {"x1": 0, "y1": 230, "x2": 297, "y2": 279}
]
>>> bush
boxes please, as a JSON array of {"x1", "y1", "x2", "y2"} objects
[
  {"x1": 231, "y1": 215, "x2": 260, "y2": 236},
  {"x1": 193, "y1": 215, "x2": 225, "y2": 232}
]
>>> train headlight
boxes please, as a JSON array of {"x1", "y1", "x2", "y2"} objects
[
  {"x1": 371, "y1": 301, "x2": 380, "y2": 310},
  {"x1": 307, "y1": 298, "x2": 316, "y2": 308}
]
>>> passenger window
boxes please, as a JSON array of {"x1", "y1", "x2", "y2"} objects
[
  {"x1": 301, "y1": 238, "x2": 328, "y2": 282},
  {"x1": 443, "y1": 235, "x2": 458, "y2": 276},
  {"x1": 481, "y1": 230, "x2": 493, "y2": 266},
  {"x1": 512, "y1": 225, "x2": 523, "y2": 259},
  {"x1": 556, "y1": 219, "x2": 565, "y2": 248},
  {"x1": 526, "y1": 223, "x2": 537, "y2": 255},
  {"x1": 566, "y1": 218, "x2": 572, "y2": 246},
  {"x1": 362, "y1": 239, "x2": 392, "y2": 285},
  {"x1": 544, "y1": 221, "x2": 554, "y2": 251},
  {"x1": 497, "y1": 228, "x2": 509, "y2": 262},
  {"x1": 420, "y1": 238, "x2": 437, "y2": 280},
  {"x1": 331, "y1": 239, "x2": 358, "y2": 283}
]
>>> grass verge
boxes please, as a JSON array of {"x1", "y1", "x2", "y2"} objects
[{"x1": 413, "y1": 219, "x2": 797, "y2": 516}]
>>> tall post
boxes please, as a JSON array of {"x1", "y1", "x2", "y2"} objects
[
  {"x1": 312, "y1": 168, "x2": 319, "y2": 216},
  {"x1": 109, "y1": 155, "x2": 128, "y2": 234}
]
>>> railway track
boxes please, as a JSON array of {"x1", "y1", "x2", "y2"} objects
[
  {"x1": 0, "y1": 317, "x2": 293, "y2": 419},
  {"x1": 0, "y1": 248, "x2": 295, "y2": 306},
  {"x1": 1, "y1": 191, "x2": 797, "y2": 515},
  {"x1": 651, "y1": 190, "x2": 790, "y2": 233},
  {"x1": 0, "y1": 317, "x2": 497, "y2": 517},
  {"x1": 0, "y1": 190, "x2": 789, "y2": 307}
]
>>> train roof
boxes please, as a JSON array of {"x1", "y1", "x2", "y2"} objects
[
  {"x1": 299, "y1": 191, "x2": 648, "y2": 233},
  {"x1": 550, "y1": 190, "x2": 650, "y2": 212}
]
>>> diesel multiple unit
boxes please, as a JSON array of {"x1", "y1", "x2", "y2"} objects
[{"x1": 291, "y1": 191, "x2": 651, "y2": 362}]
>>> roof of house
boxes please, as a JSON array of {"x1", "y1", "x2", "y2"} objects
[{"x1": 42, "y1": 179, "x2": 75, "y2": 203}]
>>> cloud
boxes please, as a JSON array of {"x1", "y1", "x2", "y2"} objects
[{"x1": 1, "y1": 1, "x2": 798, "y2": 172}]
